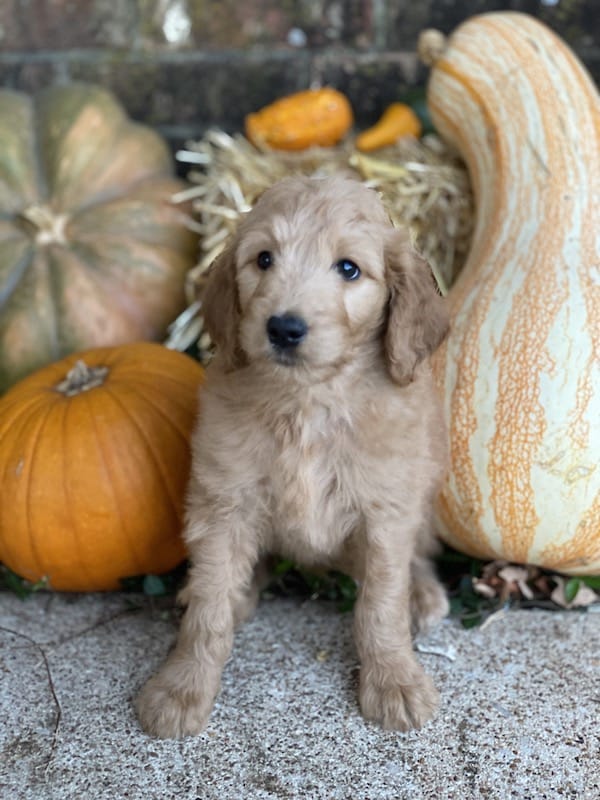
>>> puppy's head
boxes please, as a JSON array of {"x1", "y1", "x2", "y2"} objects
[{"x1": 201, "y1": 175, "x2": 448, "y2": 383}]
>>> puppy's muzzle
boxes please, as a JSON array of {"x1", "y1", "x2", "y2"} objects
[{"x1": 266, "y1": 314, "x2": 308, "y2": 353}]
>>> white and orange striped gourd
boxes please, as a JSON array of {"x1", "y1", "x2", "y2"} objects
[{"x1": 422, "y1": 13, "x2": 600, "y2": 574}]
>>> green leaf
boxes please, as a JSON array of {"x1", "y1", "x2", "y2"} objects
[
  {"x1": 337, "y1": 597, "x2": 356, "y2": 613},
  {"x1": 0, "y1": 567, "x2": 30, "y2": 599},
  {"x1": 564, "y1": 578, "x2": 582, "y2": 604},
  {"x1": 449, "y1": 596, "x2": 465, "y2": 616},
  {"x1": 120, "y1": 563, "x2": 188, "y2": 595},
  {"x1": 273, "y1": 559, "x2": 295, "y2": 576},
  {"x1": 581, "y1": 575, "x2": 600, "y2": 590},
  {"x1": 398, "y1": 87, "x2": 436, "y2": 135},
  {"x1": 0, "y1": 565, "x2": 48, "y2": 599},
  {"x1": 143, "y1": 574, "x2": 167, "y2": 597},
  {"x1": 334, "y1": 572, "x2": 357, "y2": 599},
  {"x1": 461, "y1": 612, "x2": 483, "y2": 629}
]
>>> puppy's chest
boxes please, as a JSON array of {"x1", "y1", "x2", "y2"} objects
[{"x1": 266, "y1": 417, "x2": 359, "y2": 558}]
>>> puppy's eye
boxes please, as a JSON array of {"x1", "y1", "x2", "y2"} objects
[
  {"x1": 257, "y1": 251, "x2": 273, "y2": 270},
  {"x1": 335, "y1": 259, "x2": 361, "y2": 281}
]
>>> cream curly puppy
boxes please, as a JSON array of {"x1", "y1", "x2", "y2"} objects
[{"x1": 136, "y1": 175, "x2": 450, "y2": 738}]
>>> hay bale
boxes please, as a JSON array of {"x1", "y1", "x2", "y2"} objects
[{"x1": 166, "y1": 131, "x2": 474, "y2": 354}]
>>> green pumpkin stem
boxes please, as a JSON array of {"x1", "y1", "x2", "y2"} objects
[
  {"x1": 18, "y1": 204, "x2": 69, "y2": 246},
  {"x1": 55, "y1": 361, "x2": 109, "y2": 397}
]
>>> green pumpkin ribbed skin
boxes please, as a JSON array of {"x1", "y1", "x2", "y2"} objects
[{"x1": 0, "y1": 84, "x2": 198, "y2": 393}]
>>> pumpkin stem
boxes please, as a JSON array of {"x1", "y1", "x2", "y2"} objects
[
  {"x1": 18, "y1": 204, "x2": 70, "y2": 246},
  {"x1": 55, "y1": 360, "x2": 109, "y2": 397},
  {"x1": 418, "y1": 29, "x2": 447, "y2": 67}
]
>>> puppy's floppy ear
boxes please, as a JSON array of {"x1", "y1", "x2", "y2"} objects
[
  {"x1": 384, "y1": 229, "x2": 449, "y2": 386},
  {"x1": 200, "y1": 241, "x2": 244, "y2": 371}
]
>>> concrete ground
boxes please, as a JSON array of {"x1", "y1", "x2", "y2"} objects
[{"x1": 0, "y1": 591, "x2": 598, "y2": 800}]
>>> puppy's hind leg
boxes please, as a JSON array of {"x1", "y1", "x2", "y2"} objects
[
  {"x1": 135, "y1": 508, "x2": 259, "y2": 739},
  {"x1": 232, "y1": 557, "x2": 271, "y2": 626},
  {"x1": 409, "y1": 555, "x2": 449, "y2": 636}
]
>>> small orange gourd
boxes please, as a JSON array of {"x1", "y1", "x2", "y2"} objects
[
  {"x1": 245, "y1": 88, "x2": 353, "y2": 151},
  {"x1": 0, "y1": 343, "x2": 204, "y2": 591},
  {"x1": 356, "y1": 103, "x2": 422, "y2": 152}
]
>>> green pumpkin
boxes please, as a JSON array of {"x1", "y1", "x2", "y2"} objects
[{"x1": 0, "y1": 83, "x2": 198, "y2": 392}]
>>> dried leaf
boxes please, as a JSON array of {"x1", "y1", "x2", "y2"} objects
[
  {"x1": 169, "y1": 129, "x2": 475, "y2": 355},
  {"x1": 479, "y1": 607, "x2": 508, "y2": 630},
  {"x1": 498, "y1": 565, "x2": 535, "y2": 600},
  {"x1": 415, "y1": 641, "x2": 457, "y2": 662},
  {"x1": 472, "y1": 579, "x2": 497, "y2": 599},
  {"x1": 551, "y1": 577, "x2": 600, "y2": 609},
  {"x1": 497, "y1": 566, "x2": 529, "y2": 585}
]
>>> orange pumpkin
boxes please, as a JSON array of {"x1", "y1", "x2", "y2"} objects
[
  {"x1": 0, "y1": 83, "x2": 199, "y2": 393},
  {"x1": 245, "y1": 88, "x2": 354, "y2": 151},
  {"x1": 0, "y1": 343, "x2": 204, "y2": 591}
]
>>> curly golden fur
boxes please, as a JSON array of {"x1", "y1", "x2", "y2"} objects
[{"x1": 136, "y1": 175, "x2": 450, "y2": 738}]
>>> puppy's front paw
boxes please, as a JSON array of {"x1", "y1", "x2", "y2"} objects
[
  {"x1": 359, "y1": 663, "x2": 439, "y2": 731},
  {"x1": 135, "y1": 669, "x2": 213, "y2": 739}
]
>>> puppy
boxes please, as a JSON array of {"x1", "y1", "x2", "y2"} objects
[{"x1": 136, "y1": 175, "x2": 450, "y2": 738}]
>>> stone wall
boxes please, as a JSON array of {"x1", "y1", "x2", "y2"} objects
[{"x1": 1, "y1": 1, "x2": 598, "y2": 146}]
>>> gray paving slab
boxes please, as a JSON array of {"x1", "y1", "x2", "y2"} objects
[{"x1": 0, "y1": 591, "x2": 598, "y2": 800}]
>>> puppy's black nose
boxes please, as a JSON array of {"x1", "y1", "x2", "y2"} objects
[{"x1": 267, "y1": 314, "x2": 308, "y2": 350}]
